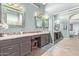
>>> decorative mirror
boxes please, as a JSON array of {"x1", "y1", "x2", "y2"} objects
[
  {"x1": 34, "y1": 12, "x2": 49, "y2": 28},
  {"x1": 43, "y1": 18, "x2": 49, "y2": 28},
  {"x1": 2, "y1": 3, "x2": 24, "y2": 27},
  {"x1": 54, "y1": 24, "x2": 60, "y2": 31},
  {"x1": 63, "y1": 25, "x2": 67, "y2": 30},
  {"x1": 35, "y1": 16, "x2": 43, "y2": 28}
]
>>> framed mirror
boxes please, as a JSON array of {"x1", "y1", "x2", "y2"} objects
[
  {"x1": 54, "y1": 24, "x2": 60, "y2": 31},
  {"x1": 35, "y1": 16, "x2": 49, "y2": 28},
  {"x1": 43, "y1": 19, "x2": 49, "y2": 28},
  {"x1": 2, "y1": 3, "x2": 24, "y2": 27},
  {"x1": 35, "y1": 16, "x2": 43, "y2": 28}
]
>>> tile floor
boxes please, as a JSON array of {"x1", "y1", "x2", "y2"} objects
[
  {"x1": 42, "y1": 38, "x2": 79, "y2": 56},
  {"x1": 31, "y1": 43, "x2": 53, "y2": 56},
  {"x1": 32, "y1": 37, "x2": 79, "y2": 56}
]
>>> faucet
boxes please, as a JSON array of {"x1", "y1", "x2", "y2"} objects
[{"x1": 20, "y1": 31, "x2": 23, "y2": 35}]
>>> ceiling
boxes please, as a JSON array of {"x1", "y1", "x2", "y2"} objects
[
  {"x1": 33, "y1": 3, "x2": 46, "y2": 8},
  {"x1": 33, "y1": 3, "x2": 79, "y2": 24},
  {"x1": 45, "y1": 3, "x2": 79, "y2": 15},
  {"x1": 33, "y1": 3, "x2": 79, "y2": 15}
]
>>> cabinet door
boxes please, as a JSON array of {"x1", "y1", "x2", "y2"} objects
[
  {"x1": 20, "y1": 43, "x2": 31, "y2": 56},
  {"x1": 20, "y1": 37, "x2": 31, "y2": 56},
  {"x1": 41, "y1": 34, "x2": 46, "y2": 47},
  {"x1": 45, "y1": 34, "x2": 49, "y2": 45},
  {"x1": 41, "y1": 34, "x2": 49, "y2": 47}
]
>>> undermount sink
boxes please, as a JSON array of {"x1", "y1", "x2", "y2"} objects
[{"x1": 0, "y1": 33, "x2": 9, "y2": 37}]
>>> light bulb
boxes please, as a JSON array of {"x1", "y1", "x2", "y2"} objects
[
  {"x1": 35, "y1": 12, "x2": 37, "y2": 16},
  {"x1": 19, "y1": 6, "x2": 23, "y2": 9},
  {"x1": 42, "y1": 15, "x2": 48, "y2": 19},
  {"x1": 14, "y1": 4, "x2": 18, "y2": 7}
]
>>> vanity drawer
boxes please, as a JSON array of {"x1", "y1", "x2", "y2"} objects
[
  {"x1": 0, "y1": 44, "x2": 19, "y2": 56},
  {"x1": 20, "y1": 36, "x2": 31, "y2": 43},
  {"x1": 20, "y1": 42, "x2": 31, "y2": 56},
  {"x1": 0, "y1": 38, "x2": 20, "y2": 47},
  {"x1": 41, "y1": 34, "x2": 49, "y2": 47},
  {"x1": 20, "y1": 36, "x2": 31, "y2": 56}
]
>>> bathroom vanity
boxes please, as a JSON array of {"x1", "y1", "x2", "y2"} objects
[{"x1": 0, "y1": 32, "x2": 49, "y2": 56}]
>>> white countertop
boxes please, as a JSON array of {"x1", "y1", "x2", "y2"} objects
[{"x1": 0, "y1": 32, "x2": 49, "y2": 40}]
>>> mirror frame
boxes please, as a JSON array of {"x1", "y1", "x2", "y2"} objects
[
  {"x1": 2, "y1": 4, "x2": 25, "y2": 28},
  {"x1": 35, "y1": 16, "x2": 49, "y2": 28}
]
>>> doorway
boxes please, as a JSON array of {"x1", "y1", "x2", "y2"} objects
[{"x1": 69, "y1": 14, "x2": 79, "y2": 38}]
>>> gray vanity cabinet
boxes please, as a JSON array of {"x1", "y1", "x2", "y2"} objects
[
  {"x1": 41, "y1": 34, "x2": 49, "y2": 47},
  {"x1": 0, "y1": 33, "x2": 49, "y2": 56},
  {"x1": 0, "y1": 36, "x2": 32, "y2": 56},
  {"x1": 45, "y1": 34, "x2": 49, "y2": 45},
  {"x1": 0, "y1": 44, "x2": 19, "y2": 56},
  {"x1": 20, "y1": 36, "x2": 31, "y2": 56},
  {"x1": 0, "y1": 38, "x2": 20, "y2": 56}
]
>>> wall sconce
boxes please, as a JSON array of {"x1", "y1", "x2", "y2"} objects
[
  {"x1": 34, "y1": 12, "x2": 38, "y2": 17},
  {"x1": 42, "y1": 15, "x2": 49, "y2": 19},
  {"x1": 2, "y1": 23, "x2": 8, "y2": 30},
  {"x1": 34, "y1": 10, "x2": 44, "y2": 18},
  {"x1": 0, "y1": 22, "x2": 8, "y2": 30}
]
